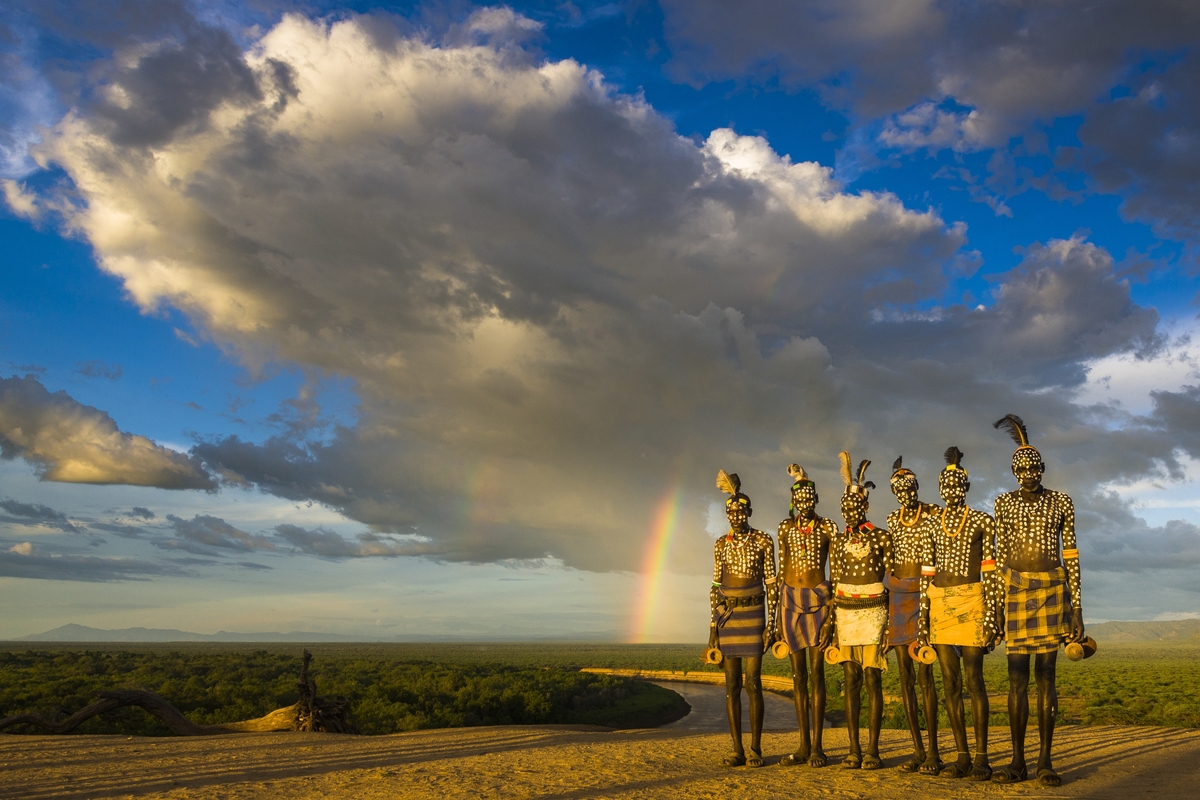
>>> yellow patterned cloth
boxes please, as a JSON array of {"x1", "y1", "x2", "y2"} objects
[
  {"x1": 836, "y1": 644, "x2": 888, "y2": 671},
  {"x1": 927, "y1": 581, "x2": 988, "y2": 647}
]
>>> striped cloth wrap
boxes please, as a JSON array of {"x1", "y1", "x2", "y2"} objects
[
  {"x1": 715, "y1": 582, "x2": 766, "y2": 658},
  {"x1": 779, "y1": 581, "x2": 832, "y2": 653},
  {"x1": 883, "y1": 574, "x2": 921, "y2": 647},
  {"x1": 1003, "y1": 566, "x2": 1070, "y2": 655}
]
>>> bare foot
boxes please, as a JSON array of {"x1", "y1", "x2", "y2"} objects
[
  {"x1": 861, "y1": 753, "x2": 882, "y2": 770},
  {"x1": 746, "y1": 748, "x2": 764, "y2": 768},
  {"x1": 721, "y1": 752, "x2": 746, "y2": 768},
  {"x1": 920, "y1": 754, "x2": 943, "y2": 776},
  {"x1": 899, "y1": 752, "x2": 925, "y2": 772},
  {"x1": 809, "y1": 749, "x2": 828, "y2": 768},
  {"x1": 842, "y1": 753, "x2": 862, "y2": 769}
]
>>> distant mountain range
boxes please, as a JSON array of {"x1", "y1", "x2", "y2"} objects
[
  {"x1": 1086, "y1": 619, "x2": 1200, "y2": 643},
  {"x1": 5, "y1": 623, "x2": 626, "y2": 643},
  {"x1": 5, "y1": 620, "x2": 1198, "y2": 644}
]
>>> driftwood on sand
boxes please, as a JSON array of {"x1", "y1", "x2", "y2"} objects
[{"x1": 0, "y1": 649, "x2": 357, "y2": 736}]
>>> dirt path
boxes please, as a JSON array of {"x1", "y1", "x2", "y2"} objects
[{"x1": 3, "y1": 721, "x2": 1198, "y2": 799}]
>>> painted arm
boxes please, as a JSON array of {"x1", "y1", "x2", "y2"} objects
[
  {"x1": 1060, "y1": 494, "x2": 1083, "y2": 612},
  {"x1": 710, "y1": 539, "x2": 723, "y2": 631},
  {"x1": 763, "y1": 532, "x2": 779, "y2": 643},
  {"x1": 919, "y1": 528, "x2": 935, "y2": 645},
  {"x1": 980, "y1": 512, "x2": 1001, "y2": 644}
]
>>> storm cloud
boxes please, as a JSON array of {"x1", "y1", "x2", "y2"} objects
[{"x1": 5, "y1": 7, "x2": 1189, "y2": 580}]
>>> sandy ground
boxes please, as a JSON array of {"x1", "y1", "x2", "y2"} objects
[{"x1": 4, "y1": 684, "x2": 1199, "y2": 799}]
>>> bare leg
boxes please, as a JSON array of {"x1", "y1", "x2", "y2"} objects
[
  {"x1": 935, "y1": 645, "x2": 970, "y2": 778},
  {"x1": 963, "y1": 646, "x2": 991, "y2": 780},
  {"x1": 862, "y1": 667, "x2": 884, "y2": 769},
  {"x1": 1034, "y1": 650, "x2": 1060, "y2": 786},
  {"x1": 843, "y1": 662, "x2": 863, "y2": 767},
  {"x1": 722, "y1": 656, "x2": 745, "y2": 765},
  {"x1": 745, "y1": 656, "x2": 764, "y2": 766},
  {"x1": 918, "y1": 660, "x2": 942, "y2": 774},
  {"x1": 895, "y1": 646, "x2": 927, "y2": 771},
  {"x1": 784, "y1": 649, "x2": 811, "y2": 764},
  {"x1": 993, "y1": 653, "x2": 1030, "y2": 782},
  {"x1": 809, "y1": 647, "x2": 828, "y2": 766}
]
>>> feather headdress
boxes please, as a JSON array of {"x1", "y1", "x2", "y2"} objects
[
  {"x1": 993, "y1": 413, "x2": 1041, "y2": 464},
  {"x1": 942, "y1": 445, "x2": 968, "y2": 477},
  {"x1": 717, "y1": 469, "x2": 751, "y2": 508},
  {"x1": 839, "y1": 451, "x2": 874, "y2": 495},
  {"x1": 890, "y1": 455, "x2": 915, "y2": 483}
]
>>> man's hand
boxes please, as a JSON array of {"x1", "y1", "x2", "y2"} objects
[
  {"x1": 708, "y1": 627, "x2": 719, "y2": 650},
  {"x1": 818, "y1": 619, "x2": 833, "y2": 650},
  {"x1": 762, "y1": 628, "x2": 775, "y2": 652},
  {"x1": 1068, "y1": 608, "x2": 1085, "y2": 643}
]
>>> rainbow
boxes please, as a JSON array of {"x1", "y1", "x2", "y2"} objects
[{"x1": 631, "y1": 480, "x2": 686, "y2": 643}]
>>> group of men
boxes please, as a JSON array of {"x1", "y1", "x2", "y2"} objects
[{"x1": 707, "y1": 414, "x2": 1085, "y2": 787}]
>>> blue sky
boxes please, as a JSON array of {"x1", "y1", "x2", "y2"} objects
[{"x1": 2, "y1": 0, "x2": 1200, "y2": 640}]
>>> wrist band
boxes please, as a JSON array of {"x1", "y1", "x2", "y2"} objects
[
  {"x1": 1062, "y1": 549, "x2": 1079, "y2": 560},
  {"x1": 980, "y1": 559, "x2": 996, "y2": 572},
  {"x1": 921, "y1": 565, "x2": 936, "y2": 577}
]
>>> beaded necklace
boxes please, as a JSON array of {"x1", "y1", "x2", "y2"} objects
[
  {"x1": 898, "y1": 503, "x2": 923, "y2": 527},
  {"x1": 941, "y1": 504, "x2": 970, "y2": 538}
]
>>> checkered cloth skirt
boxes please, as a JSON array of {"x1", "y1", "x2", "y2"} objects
[
  {"x1": 715, "y1": 583, "x2": 766, "y2": 658},
  {"x1": 780, "y1": 581, "x2": 832, "y2": 653},
  {"x1": 1003, "y1": 566, "x2": 1070, "y2": 655},
  {"x1": 883, "y1": 574, "x2": 921, "y2": 647}
]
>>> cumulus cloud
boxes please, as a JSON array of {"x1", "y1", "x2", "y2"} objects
[
  {"x1": 11, "y1": 9, "x2": 1179, "y2": 577},
  {"x1": 0, "y1": 375, "x2": 215, "y2": 489},
  {"x1": 157, "y1": 514, "x2": 275, "y2": 555},
  {"x1": 660, "y1": 0, "x2": 1200, "y2": 238}
]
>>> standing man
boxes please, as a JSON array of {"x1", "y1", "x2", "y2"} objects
[
  {"x1": 921, "y1": 447, "x2": 1002, "y2": 781},
  {"x1": 828, "y1": 452, "x2": 891, "y2": 770},
  {"x1": 885, "y1": 457, "x2": 942, "y2": 775},
  {"x1": 776, "y1": 463, "x2": 838, "y2": 767},
  {"x1": 991, "y1": 415, "x2": 1085, "y2": 787},
  {"x1": 709, "y1": 470, "x2": 778, "y2": 768}
]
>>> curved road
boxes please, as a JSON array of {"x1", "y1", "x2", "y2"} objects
[{"x1": 653, "y1": 681, "x2": 803, "y2": 732}]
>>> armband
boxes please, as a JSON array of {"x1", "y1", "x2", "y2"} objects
[
  {"x1": 764, "y1": 575, "x2": 778, "y2": 585},
  {"x1": 1062, "y1": 549, "x2": 1079, "y2": 560},
  {"x1": 921, "y1": 565, "x2": 936, "y2": 577},
  {"x1": 980, "y1": 559, "x2": 997, "y2": 572},
  {"x1": 712, "y1": 581, "x2": 722, "y2": 587}
]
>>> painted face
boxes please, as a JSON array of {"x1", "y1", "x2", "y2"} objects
[
  {"x1": 1013, "y1": 456, "x2": 1044, "y2": 492},
  {"x1": 840, "y1": 491, "x2": 867, "y2": 527},
  {"x1": 791, "y1": 482, "x2": 817, "y2": 517},
  {"x1": 890, "y1": 475, "x2": 918, "y2": 508},
  {"x1": 938, "y1": 469, "x2": 969, "y2": 506},
  {"x1": 725, "y1": 501, "x2": 750, "y2": 531}
]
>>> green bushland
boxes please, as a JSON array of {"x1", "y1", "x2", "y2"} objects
[
  {"x1": 1, "y1": 641, "x2": 1195, "y2": 734},
  {"x1": 0, "y1": 650, "x2": 688, "y2": 736}
]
